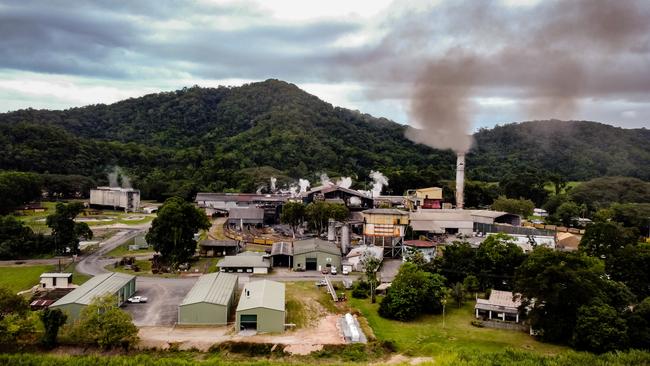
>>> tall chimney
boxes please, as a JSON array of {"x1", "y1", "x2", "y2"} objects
[{"x1": 455, "y1": 153, "x2": 465, "y2": 210}]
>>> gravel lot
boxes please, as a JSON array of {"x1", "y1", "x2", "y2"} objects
[{"x1": 124, "y1": 277, "x2": 197, "y2": 326}]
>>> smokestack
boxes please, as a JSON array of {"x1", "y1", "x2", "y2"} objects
[{"x1": 455, "y1": 153, "x2": 465, "y2": 210}]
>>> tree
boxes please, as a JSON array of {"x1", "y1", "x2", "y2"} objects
[
  {"x1": 626, "y1": 297, "x2": 650, "y2": 350},
  {"x1": 572, "y1": 301, "x2": 628, "y2": 353},
  {"x1": 360, "y1": 251, "x2": 382, "y2": 303},
  {"x1": 40, "y1": 308, "x2": 67, "y2": 348},
  {"x1": 434, "y1": 241, "x2": 476, "y2": 284},
  {"x1": 451, "y1": 282, "x2": 465, "y2": 308},
  {"x1": 570, "y1": 177, "x2": 650, "y2": 213},
  {"x1": 70, "y1": 295, "x2": 139, "y2": 350},
  {"x1": 463, "y1": 275, "x2": 480, "y2": 298},
  {"x1": 146, "y1": 196, "x2": 210, "y2": 267},
  {"x1": 403, "y1": 247, "x2": 427, "y2": 268},
  {"x1": 46, "y1": 202, "x2": 93, "y2": 255},
  {"x1": 0, "y1": 287, "x2": 28, "y2": 319},
  {"x1": 491, "y1": 196, "x2": 534, "y2": 217},
  {"x1": 579, "y1": 222, "x2": 639, "y2": 259},
  {"x1": 475, "y1": 233, "x2": 526, "y2": 290},
  {"x1": 514, "y1": 248, "x2": 633, "y2": 344},
  {"x1": 305, "y1": 201, "x2": 349, "y2": 234},
  {"x1": 0, "y1": 215, "x2": 52, "y2": 259},
  {"x1": 379, "y1": 262, "x2": 447, "y2": 321},
  {"x1": 607, "y1": 245, "x2": 650, "y2": 300},
  {"x1": 0, "y1": 286, "x2": 36, "y2": 349},
  {"x1": 0, "y1": 172, "x2": 42, "y2": 214},
  {"x1": 553, "y1": 201, "x2": 584, "y2": 227},
  {"x1": 499, "y1": 172, "x2": 549, "y2": 207},
  {"x1": 280, "y1": 201, "x2": 306, "y2": 238}
]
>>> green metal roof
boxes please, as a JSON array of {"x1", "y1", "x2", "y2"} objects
[
  {"x1": 51, "y1": 272, "x2": 135, "y2": 307},
  {"x1": 236, "y1": 279, "x2": 285, "y2": 312},
  {"x1": 180, "y1": 272, "x2": 238, "y2": 306},
  {"x1": 293, "y1": 238, "x2": 341, "y2": 256}
]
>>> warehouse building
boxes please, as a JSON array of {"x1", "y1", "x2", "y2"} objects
[
  {"x1": 49, "y1": 272, "x2": 136, "y2": 321},
  {"x1": 293, "y1": 238, "x2": 341, "y2": 271},
  {"x1": 199, "y1": 239, "x2": 241, "y2": 257},
  {"x1": 178, "y1": 272, "x2": 238, "y2": 325},
  {"x1": 236, "y1": 280, "x2": 285, "y2": 333},
  {"x1": 228, "y1": 207, "x2": 265, "y2": 229},
  {"x1": 270, "y1": 241, "x2": 293, "y2": 267},
  {"x1": 89, "y1": 186, "x2": 140, "y2": 212},
  {"x1": 218, "y1": 253, "x2": 271, "y2": 274}
]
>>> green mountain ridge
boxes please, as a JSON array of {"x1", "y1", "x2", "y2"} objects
[{"x1": 0, "y1": 79, "x2": 648, "y2": 199}]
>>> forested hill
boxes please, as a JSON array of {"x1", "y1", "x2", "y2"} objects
[
  {"x1": 0, "y1": 79, "x2": 648, "y2": 199},
  {"x1": 471, "y1": 120, "x2": 650, "y2": 181}
]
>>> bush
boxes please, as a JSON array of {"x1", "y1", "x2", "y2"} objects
[
  {"x1": 208, "y1": 341, "x2": 287, "y2": 357},
  {"x1": 351, "y1": 281, "x2": 370, "y2": 299}
]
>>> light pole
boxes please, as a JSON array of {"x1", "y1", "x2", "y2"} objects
[{"x1": 442, "y1": 298, "x2": 447, "y2": 329}]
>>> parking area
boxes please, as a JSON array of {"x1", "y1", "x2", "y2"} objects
[{"x1": 124, "y1": 277, "x2": 197, "y2": 326}]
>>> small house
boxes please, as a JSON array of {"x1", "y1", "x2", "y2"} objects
[
  {"x1": 39, "y1": 273, "x2": 74, "y2": 289},
  {"x1": 236, "y1": 280, "x2": 285, "y2": 333}
]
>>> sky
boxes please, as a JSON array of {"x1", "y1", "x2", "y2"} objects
[{"x1": 0, "y1": 0, "x2": 649, "y2": 131}]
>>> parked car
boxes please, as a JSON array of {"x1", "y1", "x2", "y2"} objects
[
  {"x1": 321, "y1": 267, "x2": 330, "y2": 274},
  {"x1": 127, "y1": 296, "x2": 148, "y2": 303},
  {"x1": 342, "y1": 267, "x2": 350, "y2": 275},
  {"x1": 331, "y1": 266, "x2": 337, "y2": 275}
]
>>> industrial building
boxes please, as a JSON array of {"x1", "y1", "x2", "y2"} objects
[
  {"x1": 303, "y1": 184, "x2": 373, "y2": 211},
  {"x1": 195, "y1": 193, "x2": 289, "y2": 223},
  {"x1": 409, "y1": 209, "x2": 521, "y2": 236},
  {"x1": 475, "y1": 290, "x2": 522, "y2": 323},
  {"x1": 218, "y1": 253, "x2": 271, "y2": 274},
  {"x1": 403, "y1": 240, "x2": 437, "y2": 262},
  {"x1": 342, "y1": 245, "x2": 383, "y2": 273},
  {"x1": 49, "y1": 272, "x2": 136, "y2": 321},
  {"x1": 236, "y1": 280, "x2": 285, "y2": 333},
  {"x1": 39, "y1": 273, "x2": 74, "y2": 289},
  {"x1": 89, "y1": 186, "x2": 141, "y2": 212},
  {"x1": 292, "y1": 238, "x2": 341, "y2": 271},
  {"x1": 270, "y1": 241, "x2": 293, "y2": 267},
  {"x1": 178, "y1": 272, "x2": 238, "y2": 325},
  {"x1": 362, "y1": 208, "x2": 409, "y2": 257},
  {"x1": 227, "y1": 207, "x2": 265, "y2": 229},
  {"x1": 407, "y1": 187, "x2": 444, "y2": 210},
  {"x1": 198, "y1": 239, "x2": 241, "y2": 257}
]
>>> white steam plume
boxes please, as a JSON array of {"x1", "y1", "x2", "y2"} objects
[
  {"x1": 320, "y1": 173, "x2": 331, "y2": 186},
  {"x1": 336, "y1": 176, "x2": 353, "y2": 189},
  {"x1": 299, "y1": 179, "x2": 310, "y2": 193}
]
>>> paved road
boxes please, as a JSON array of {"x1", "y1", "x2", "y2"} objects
[{"x1": 76, "y1": 229, "x2": 145, "y2": 276}]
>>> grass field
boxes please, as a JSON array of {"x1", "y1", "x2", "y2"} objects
[
  {"x1": 349, "y1": 296, "x2": 568, "y2": 357},
  {"x1": 105, "y1": 236, "x2": 155, "y2": 258},
  {"x1": 0, "y1": 264, "x2": 53, "y2": 292},
  {"x1": 544, "y1": 181, "x2": 582, "y2": 195}
]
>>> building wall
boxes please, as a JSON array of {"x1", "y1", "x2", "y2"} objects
[
  {"x1": 50, "y1": 303, "x2": 85, "y2": 323},
  {"x1": 363, "y1": 214, "x2": 408, "y2": 226},
  {"x1": 89, "y1": 189, "x2": 140, "y2": 212},
  {"x1": 40, "y1": 276, "x2": 72, "y2": 289},
  {"x1": 293, "y1": 251, "x2": 341, "y2": 271},
  {"x1": 178, "y1": 302, "x2": 229, "y2": 325},
  {"x1": 236, "y1": 307, "x2": 285, "y2": 333}
]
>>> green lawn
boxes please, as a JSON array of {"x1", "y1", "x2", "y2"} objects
[
  {"x1": 544, "y1": 181, "x2": 582, "y2": 195},
  {"x1": 0, "y1": 265, "x2": 54, "y2": 293},
  {"x1": 349, "y1": 296, "x2": 568, "y2": 357}
]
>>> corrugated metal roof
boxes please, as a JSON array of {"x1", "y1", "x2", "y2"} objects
[
  {"x1": 228, "y1": 207, "x2": 265, "y2": 220},
  {"x1": 218, "y1": 255, "x2": 270, "y2": 268},
  {"x1": 271, "y1": 242, "x2": 293, "y2": 256},
  {"x1": 180, "y1": 272, "x2": 238, "y2": 306},
  {"x1": 362, "y1": 208, "x2": 409, "y2": 215},
  {"x1": 293, "y1": 238, "x2": 341, "y2": 256},
  {"x1": 475, "y1": 290, "x2": 521, "y2": 313},
  {"x1": 236, "y1": 280, "x2": 285, "y2": 312},
  {"x1": 51, "y1": 272, "x2": 134, "y2": 307}
]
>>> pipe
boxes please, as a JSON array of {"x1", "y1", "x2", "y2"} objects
[{"x1": 455, "y1": 153, "x2": 465, "y2": 209}]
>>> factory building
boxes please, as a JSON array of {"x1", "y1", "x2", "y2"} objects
[
  {"x1": 292, "y1": 238, "x2": 341, "y2": 271},
  {"x1": 303, "y1": 184, "x2": 373, "y2": 211},
  {"x1": 195, "y1": 193, "x2": 289, "y2": 223},
  {"x1": 227, "y1": 207, "x2": 265, "y2": 229},
  {"x1": 407, "y1": 187, "x2": 444, "y2": 210},
  {"x1": 178, "y1": 272, "x2": 238, "y2": 325},
  {"x1": 409, "y1": 209, "x2": 521, "y2": 236},
  {"x1": 49, "y1": 272, "x2": 136, "y2": 321},
  {"x1": 218, "y1": 253, "x2": 271, "y2": 274},
  {"x1": 89, "y1": 187, "x2": 140, "y2": 212},
  {"x1": 362, "y1": 208, "x2": 409, "y2": 257},
  {"x1": 236, "y1": 280, "x2": 285, "y2": 333},
  {"x1": 342, "y1": 245, "x2": 383, "y2": 273},
  {"x1": 198, "y1": 239, "x2": 241, "y2": 257},
  {"x1": 403, "y1": 240, "x2": 438, "y2": 262}
]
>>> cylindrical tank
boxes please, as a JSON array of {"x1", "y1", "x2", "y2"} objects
[
  {"x1": 327, "y1": 219, "x2": 336, "y2": 241},
  {"x1": 341, "y1": 224, "x2": 350, "y2": 254}
]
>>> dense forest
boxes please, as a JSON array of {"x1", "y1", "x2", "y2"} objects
[{"x1": 0, "y1": 79, "x2": 648, "y2": 200}]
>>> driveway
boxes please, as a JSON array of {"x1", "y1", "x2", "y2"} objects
[
  {"x1": 379, "y1": 259, "x2": 402, "y2": 283},
  {"x1": 124, "y1": 277, "x2": 197, "y2": 326}
]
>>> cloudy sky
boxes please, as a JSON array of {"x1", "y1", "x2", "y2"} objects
[{"x1": 1, "y1": 0, "x2": 649, "y2": 131}]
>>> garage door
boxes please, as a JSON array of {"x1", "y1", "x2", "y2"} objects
[
  {"x1": 306, "y1": 258, "x2": 317, "y2": 271},
  {"x1": 240, "y1": 314, "x2": 257, "y2": 330}
]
